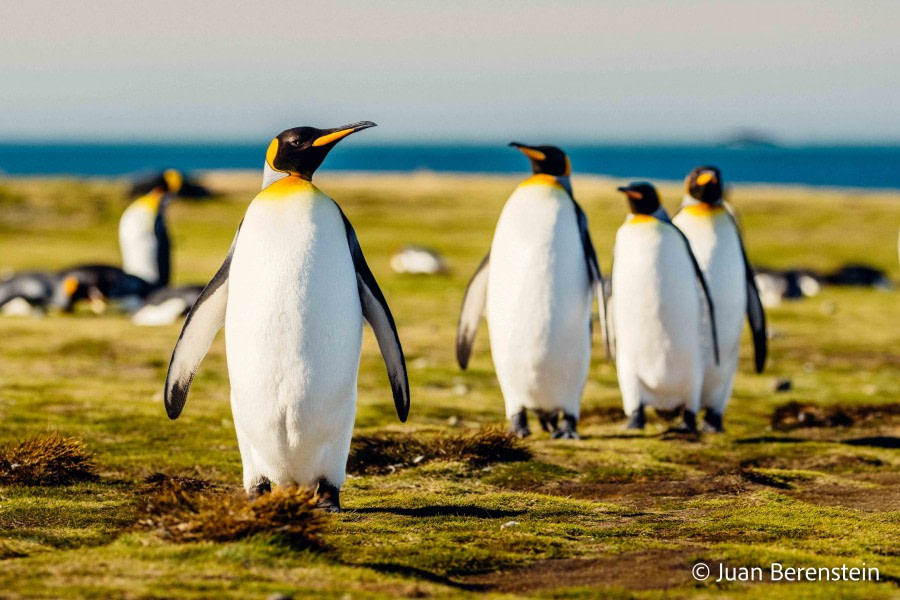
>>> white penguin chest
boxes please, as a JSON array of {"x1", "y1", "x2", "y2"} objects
[
  {"x1": 224, "y1": 183, "x2": 363, "y2": 402},
  {"x1": 674, "y1": 207, "x2": 746, "y2": 334}
]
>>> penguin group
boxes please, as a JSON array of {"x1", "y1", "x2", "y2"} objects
[
  {"x1": 152, "y1": 124, "x2": 770, "y2": 509},
  {"x1": 1, "y1": 123, "x2": 773, "y2": 510},
  {"x1": 0, "y1": 168, "x2": 207, "y2": 322}
]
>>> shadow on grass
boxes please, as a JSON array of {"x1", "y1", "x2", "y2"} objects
[
  {"x1": 734, "y1": 436, "x2": 810, "y2": 445},
  {"x1": 352, "y1": 505, "x2": 525, "y2": 519},
  {"x1": 354, "y1": 562, "x2": 489, "y2": 591},
  {"x1": 843, "y1": 436, "x2": 899, "y2": 449}
]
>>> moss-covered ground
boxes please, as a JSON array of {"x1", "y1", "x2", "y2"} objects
[{"x1": 0, "y1": 172, "x2": 897, "y2": 598}]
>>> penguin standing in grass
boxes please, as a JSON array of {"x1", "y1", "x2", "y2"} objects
[
  {"x1": 611, "y1": 182, "x2": 719, "y2": 433},
  {"x1": 164, "y1": 122, "x2": 409, "y2": 511},
  {"x1": 673, "y1": 167, "x2": 766, "y2": 432},
  {"x1": 457, "y1": 143, "x2": 607, "y2": 439},
  {"x1": 119, "y1": 168, "x2": 182, "y2": 287}
]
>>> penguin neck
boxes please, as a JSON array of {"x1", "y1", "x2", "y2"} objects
[
  {"x1": 136, "y1": 189, "x2": 165, "y2": 213},
  {"x1": 627, "y1": 206, "x2": 670, "y2": 224},
  {"x1": 258, "y1": 174, "x2": 317, "y2": 200},
  {"x1": 681, "y1": 194, "x2": 725, "y2": 214},
  {"x1": 522, "y1": 173, "x2": 568, "y2": 192}
]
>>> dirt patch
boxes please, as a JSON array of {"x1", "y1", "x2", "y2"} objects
[
  {"x1": 348, "y1": 426, "x2": 531, "y2": 475},
  {"x1": 531, "y1": 472, "x2": 750, "y2": 507},
  {"x1": 0, "y1": 433, "x2": 97, "y2": 485},
  {"x1": 462, "y1": 548, "x2": 703, "y2": 592},
  {"x1": 787, "y1": 472, "x2": 900, "y2": 511},
  {"x1": 772, "y1": 402, "x2": 900, "y2": 431},
  {"x1": 579, "y1": 405, "x2": 627, "y2": 425},
  {"x1": 137, "y1": 478, "x2": 328, "y2": 549},
  {"x1": 140, "y1": 472, "x2": 216, "y2": 494}
]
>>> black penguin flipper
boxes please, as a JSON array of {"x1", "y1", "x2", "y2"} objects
[
  {"x1": 456, "y1": 252, "x2": 490, "y2": 370},
  {"x1": 724, "y1": 210, "x2": 768, "y2": 373},
  {"x1": 163, "y1": 222, "x2": 241, "y2": 420},
  {"x1": 339, "y1": 210, "x2": 410, "y2": 423},
  {"x1": 665, "y1": 221, "x2": 721, "y2": 366},
  {"x1": 154, "y1": 204, "x2": 171, "y2": 288},
  {"x1": 572, "y1": 200, "x2": 611, "y2": 360}
]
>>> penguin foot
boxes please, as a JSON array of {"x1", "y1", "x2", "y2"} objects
[
  {"x1": 702, "y1": 410, "x2": 724, "y2": 433},
  {"x1": 315, "y1": 478, "x2": 341, "y2": 513},
  {"x1": 536, "y1": 410, "x2": 559, "y2": 433},
  {"x1": 667, "y1": 410, "x2": 698, "y2": 434},
  {"x1": 625, "y1": 405, "x2": 646, "y2": 430},
  {"x1": 551, "y1": 413, "x2": 579, "y2": 440},
  {"x1": 509, "y1": 409, "x2": 531, "y2": 438},
  {"x1": 248, "y1": 477, "x2": 271, "y2": 500}
]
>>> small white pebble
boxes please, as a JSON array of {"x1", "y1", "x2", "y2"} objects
[
  {"x1": 500, "y1": 521, "x2": 520, "y2": 530},
  {"x1": 412, "y1": 455, "x2": 425, "y2": 464}
]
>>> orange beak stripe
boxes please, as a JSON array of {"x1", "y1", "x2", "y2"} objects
[{"x1": 312, "y1": 128, "x2": 356, "y2": 147}]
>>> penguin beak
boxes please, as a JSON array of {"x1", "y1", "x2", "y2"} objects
[
  {"x1": 617, "y1": 186, "x2": 642, "y2": 200},
  {"x1": 312, "y1": 121, "x2": 377, "y2": 147},
  {"x1": 509, "y1": 142, "x2": 547, "y2": 162},
  {"x1": 696, "y1": 171, "x2": 717, "y2": 186}
]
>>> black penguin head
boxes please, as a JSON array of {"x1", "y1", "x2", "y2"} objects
[
  {"x1": 144, "y1": 169, "x2": 184, "y2": 195},
  {"x1": 616, "y1": 182, "x2": 661, "y2": 215},
  {"x1": 685, "y1": 166, "x2": 723, "y2": 204},
  {"x1": 266, "y1": 121, "x2": 376, "y2": 180},
  {"x1": 509, "y1": 142, "x2": 571, "y2": 177}
]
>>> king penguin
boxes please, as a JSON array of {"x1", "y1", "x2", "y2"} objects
[
  {"x1": 456, "y1": 143, "x2": 607, "y2": 439},
  {"x1": 672, "y1": 167, "x2": 766, "y2": 432},
  {"x1": 119, "y1": 168, "x2": 182, "y2": 287},
  {"x1": 164, "y1": 122, "x2": 409, "y2": 510},
  {"x1": 611, "y1": 182, "x2": 719, "y2": 433}
]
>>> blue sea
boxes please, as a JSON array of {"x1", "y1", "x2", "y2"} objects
[{"x1": 0, "y1": 143, "x2": 898, "y2": 189}]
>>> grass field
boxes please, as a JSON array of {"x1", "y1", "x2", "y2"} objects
[{"x1": 0, "y1": 172, "x2": 898, "y2": 599}]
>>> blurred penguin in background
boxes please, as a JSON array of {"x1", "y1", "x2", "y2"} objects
[
  {"x1": 673, "y1": 167, "x2": 766, "y2": 432},
  {"x1": 611, "y1": 182, "x2": 719, "y2": 433},
  {"x1": 457, "y1": 143, "x2": 608, "y2": 439},
  {"x1": 119, "y1": 168, "x2": 182, "y2": 287}
]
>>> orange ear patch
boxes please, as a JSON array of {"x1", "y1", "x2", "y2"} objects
[
  {"x1": 63, "y1": 276, "x2": 79, "y2": 297},
  {"x1": 265, "y1": 138, "x2": 279, "y2": 168},
  {"x1": 696, "y1": 172, "x2": 716, "y2": 185}
]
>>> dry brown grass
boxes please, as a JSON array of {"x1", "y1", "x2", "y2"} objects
[
  {"x1": 348, "y1": 425, "x2": 532, "y2": 475},
  {"x1": 138, "y1": 477, "x2": 328, "y2": 550},
  {"x1": 0, "y1": 433, "x2": 97, "y2": 485}
]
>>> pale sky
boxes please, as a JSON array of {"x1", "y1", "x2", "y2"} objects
[{"x1": 0, "y1": 1, "x2": 897, "y2": 143}]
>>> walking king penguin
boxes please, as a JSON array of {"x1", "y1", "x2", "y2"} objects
[
  {"x1": 119, "y1": 169, "x2": 182, "y2": 287},
  {"x1": 456, "y1": 143, "x2": 607, "y2": 439},
  {"x1": 164, "y1": 122, "x2": 410, "y2": 510},
  {"x1": 673, "y1": 167, "x2": 766, "y2": 432},
  {"x1": 611, "y1": 182, "x2": 719, "y2": 433}
]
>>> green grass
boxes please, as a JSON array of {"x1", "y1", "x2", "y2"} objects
[{"x1": 0, "y1": 172, "x2": 898, "y2": 598}]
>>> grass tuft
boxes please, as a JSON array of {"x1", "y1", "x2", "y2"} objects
[
  {"x1": 348, "y1": 425, "x2": 532, "y2": 474},
  {"x1": 771, "y1": 401, "x2": 900, "y2": 430},
  {"x1": 138, "y1": 480, "x2": 328, "y2": 550},
  {"x1": 0, "y1": 433, "x2": 97, "y2": 485}
]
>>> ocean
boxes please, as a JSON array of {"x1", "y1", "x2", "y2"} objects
[{"x1": 0, "y1": 143, "x2": 898, "y2": 190}]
